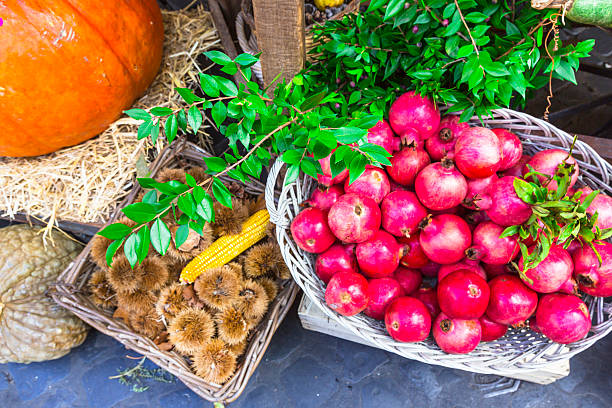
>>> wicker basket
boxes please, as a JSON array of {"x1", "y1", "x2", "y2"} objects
[
  {"x1": 53, "y1": 140, "x2": 299, "y2": 403},
  {"x1": 264, "y1": 108, "x2": 612, "y2": 378}
]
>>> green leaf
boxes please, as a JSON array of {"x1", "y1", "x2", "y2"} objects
[
  {"x1": 300, "y1": 91, "x2": 326, "y2": 111},
  {"x1": 124, "y1": 233, "x2": 138, "y2": 268},
  {"x1": 122, "y1": 202, "x2": 158, "y2": 223},
  {"x1": 221, "y1": 61, "x2": 238, "y2": 76},
  {"x1": 367, "y1": 0, "x2": 386, "y2": 12},
  {"x1": 204, "y1": 156, "x2": 226, "y2": 173},
  {"x1": 194, "y1": 189, "x2": 214, "y2": 222},
  {"x1": 187, "y1": 106, "x2": 203, "y2": 134},
  {"x1": 124, "y1": 109, "x2": 151, "y2": 121},
  {"x1": 335, "y1": 127, "x2": 367, "y2": 144},
  {"x1": 348, "y1": 154, "x2": 367, "y2": 185},
  {"x1": 141, "y1": 190, "x2": 157, "y2": 204},
  {"x1": 175, "y1": 87, "x2": 203, "y2": 104},
  {"x1": 199, "y1": 73, "x2": 220, "y2": 98},
  {"x1": 211, "y1": 101, "x2": 227, "y2": 128},
  {"x1": 235, "y1": 53, "x2": 259, "y2": 68},
  {"x1": 212, "y1": 179, "x2": 233, "y2": 208},
  {"x1": 384, "y1": 0, "x2": 405, "y2": 21},
  {"x1": 150, "y1": 218, "x2": 171, "y2": 255},
  {"x1": 513, "y1": 178, "x2": 537, "y2": 204},
  {"x1": 554, "y1": 60, "x2": 577, "y2": 85},
  {"x1": 175, "y1": 224, "x2": 190, "y2": 248},
  {"x1": 177, "y1": 110, "x2": 188, "y2": 131},
  {"x1": 499, "y1": 225, "x2": 520, "y2": 239},
  {"x1": 464, "y1": 12, "x2": 487, "y2": 23},
  {"x1": 284, "y1": 164, "x2": 300, "y2": 185},
  {"x1": 215, "y1": 77, "x2": 238, "y2": 97},
  {"x1": 105, "y1": 238, "x2": 124, "y2": 267},
  {"x1": 136, "y1": 225, "x2": 150, "y2": 264},
  {"x1": 204, "y1": 50, "x2": 232, "y2": 66},
  {"x1": 150, "y1": 107, "x2": 173, "y2": 116},
  {"x1": 164, "y1": 115, "x2": 178, "y2": 143},
  {"x1": 282, "y1": 149, "x2": 303, "y2": 165},
  {"x1": 348, "y1": 91, "x2": 362, "y2": 105},
  {"x1": 98, "y1": 223, "x2": 133, "y2": 240},
  {"x1": 150, "y1": 122, "x2": 160, "y2": 145},
  {"x1": 137, "y1": 120, "x2": 153, "y2": 140}
]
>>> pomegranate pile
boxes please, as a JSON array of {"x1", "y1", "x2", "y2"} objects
[{"x1": 290, "y1": 91, "x2": 612, "y2": 354}]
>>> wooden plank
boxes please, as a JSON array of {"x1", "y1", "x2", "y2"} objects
[
  {"x1": 208, "y1": 0, "x2": 248, "y2": 86},
  {"x1": 252, "y1": 0, "x2": 305, "y2": 88},
  {"x1": 577, "y1": 134, "x2": 612, "y2": 160}
]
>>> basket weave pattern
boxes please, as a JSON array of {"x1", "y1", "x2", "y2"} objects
[
  {"x1": 54, "y1": 141, "x2": 299, "y2": 403},
  {"x1": 265, "y1": 108, "x2": 612, "y2": 376}
]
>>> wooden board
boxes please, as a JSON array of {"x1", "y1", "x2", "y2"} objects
[{"x1": 298, "y1": 295, "x2": 570, "y2": 385}]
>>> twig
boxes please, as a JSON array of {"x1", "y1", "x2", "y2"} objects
[
  {"x1": 495, "y1": 19, "x2": 549, "y2": 61},
  {"x1": 441, "y1": 58, "x2": 466, "y2": 70},
  {"x1": 454, "y1": 0, "x2": 479, "y2": 57}
]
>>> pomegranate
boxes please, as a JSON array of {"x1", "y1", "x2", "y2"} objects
[
  {"x1": 467, "y1": 221, "x2": 519, "y2": 265},
  {"x1": 328, "y1": 193, "x2": 381, "y2": 243},
  {"x1": 415, "y1": 159, "x2": 468, "y2": 211},
  {"x1": 565, "y1": 239, "x2": 582, "y2": 255},
  {"x1": 399, "y1": 233, "x2": 429, "y2": 268},
  {"x1": 483, "y1": 263, "x2": 515, "y2": 279},
  {"x1": 454, "y1": 127, "x2": 501, "y2": 179},
  {"x1": 420, "y1": 261, "x2": 441, "y2": 277},
  {"x1": 486, "y1": 176, "x2": 533, "y2": 226},
  {"x1": 389, "y1": 179, "x2": 410, "y2": 192},
  {"x1": 290, "y1": 207, "x2": 335, "y2": 253},
  {"x1": 304, "y1": 184, "x2": 344, "y2": 212},
  {"x1": 438, "y1": 270, "x2": 490, "y2": 319},
  {"x1": 316, "y1": 150, "x2": 349, "y2": 187},
  {"x1": 394, "y1": 266, "x2": 422, "y2": 295},
  {"x1": 367, "y1": 120, "x2": 399, "y2": 155},
  {"x1": 523, "y1": 149, "x2": 579, "y2": 190},
  {"x1": 344, "y1": 166, "x2": 390, "y2": 204},
  {"x1": 364, "y1": 277, "x2": 403, "y2": 320},
  {"x1": 462, "y1": 174, "x2": 498, "y2": 211},
  {"x1": 400, "y1": 128, "x2": 425, "y2": 149},
  {"x1": 419, "y1": 214, "x2": 472, "y2": 265},
  {"x1": 425, "y1": 115, "x2": 469, "y2": 161},
  {"x1": 381, "y1": 191, "x2": 427, "y2": 238},
  {"x1": 528, "y1": 317, "x2": 543, "y2": 334},
  {"x1": 433, "y1": 313, "x2": 481, "y2": 354},
  {"x1": 438, "y1": 260, "x2": 486, "y2": 281},
  {"x1": 384, "y1": 297, "x2": 432, "y2": 342},
  {"x1": 387, "y1": 147, "x2": 430, "y2": 186},
  {"x1": 491, "y1": 128, "x2": 523, "y2": 171},
  {"x1": 388, "y1": 91, "x2": 441, "y2": 140},
  {"x1": 325, "y1": 271, "x2": 369, "y2": 316},
  {"x1": 502, "y1": 154, "x2": 531, "y2": 178},
  {"x1": 558, "y1": 277, "x2": 579, "y2": 296},
  {"x1": 486, "y1": 274, "x2": 538, "y2": 326},
  {"x1": 356, "y1": 230, "x2": 401, "y2": 278},
  {"x1": 463, "y1": 210, "x2": 490, "y2": 229},
  {"x1": 479, "y1": 315, "x2": 508, "y2": 341},
  {"x1": 573, "y1": 241, "x2": 612, "y2": 297},
  {"x1": 518, "y1": 245, "x2": 573, "y2": 293},
  {"x1": 410, "y1": 284, "x2": 440, "y2": 318},
  {"x1": 315, "y1": 243, "x2": 358, "y2": 284},
  {"x1": 536, "y1": 294, "x2": 591, "y2": 344},
  {"x1": 577, "y1": 187, "x2": 612, "y2": 230}
]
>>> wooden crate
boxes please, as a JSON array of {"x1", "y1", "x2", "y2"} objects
[{"x1": 297, "y1": 295, "x2": 570, "y2": 385}]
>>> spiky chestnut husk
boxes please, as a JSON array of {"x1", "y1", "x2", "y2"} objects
[
  {"x1": 258, "y1": 277, "x2": 279, "y2": 302},
  {"x1": 244, "y1": 242, "x2": 289, "y2": 279},
  {"x1": 107, "y1": 256, "x2": 141, "y2": 293},
  {"x1": 186, "y1": 166, "x2": 208, "y2": 184},
  {"x1": 116, "y1": 289, "x2": 157, "y2": 313},
  {"x1": 166, "y1": 221, "x2": 214, "y2": 262},
  {"x1": 194, "y1": 266, "x2": 241, "y2": 311},
  {"x1": 138, "y1": 256, "x2": 170, "y2": 292},
  {"x1": 165, "y1": 257, "x2": 187, "y2": 283},
  {"x1": 247, "y1": 194, "x2": 266, "y2": 216},
  {"x1": 227, "y1": 182, "x2": 246, "y2": 200},
  {"x1": 192, "y1": 338, "x2": 237, "y2": 384},
  {"x1": 156, "y1": 283, "x2": 189, "y2": 322},
  {"x1": 227, "y1": 340, "x2": 247, "y2": 357},
  {"x1": 129, "y1": 307, "x2": 165, "y2": 339},
  {"x1": 215, "y1": 307, "x2": 250, "y2": 345},
  {"x1": 90, "y1": 217, "x2": 135, "y2": 269},
  {"x1": 156, "y1": 168, "x2": 186, "y2": 184},
  {"x1": 88, "y1": 269, "x2": 116, "y2": 308},
  {"x1": 168, "y1": 308, "x2": 215, "y2": 354},
  {"x1": 236, "y1": 279, "x2": 269, "y2": 320},
  {"x1": 212, "y1": 199, "x2": 249, "y2": 237},
  {"x1": 226, "y1": 262, "x2": 243, "y2": 277}
]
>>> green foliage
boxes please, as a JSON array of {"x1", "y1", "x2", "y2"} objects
[
  {"x1": 109, "y1": 357, "x2": 175, "y2": 393},
  {"x1": 307, "y1": 0, "x2": 594, "y2": 119}
]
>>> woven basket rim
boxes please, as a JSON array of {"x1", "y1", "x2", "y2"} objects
[
  {"x1": 53, "y1": 140, "x2": 299, "y2": 403},
  {"x1": 265, "y1": 106, "x2": 612, "y2": 375}
]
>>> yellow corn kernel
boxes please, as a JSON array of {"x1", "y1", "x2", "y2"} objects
[{"x1": 180, "y1": 209, "x2": 270, "y2": 283}]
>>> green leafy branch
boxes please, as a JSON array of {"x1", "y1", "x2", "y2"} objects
[{"x1": 109, "y1": 357, "x2": 175, "y2": 393}]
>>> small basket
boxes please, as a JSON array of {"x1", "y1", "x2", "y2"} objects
[
  {"x1": 264, "y1": 108, "x2": 612, "y2": 378},
  {"x1": 53, "y1": 140, "x2": 299, "y2": 403}
]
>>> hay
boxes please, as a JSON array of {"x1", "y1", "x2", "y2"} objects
[{"x1": 0, "y1": 6, "x2": 220, "y2": 234}]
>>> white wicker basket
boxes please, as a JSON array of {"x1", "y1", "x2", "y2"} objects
[{"x1": 264, "y1": 107, "x2": 612, "y2": 377}]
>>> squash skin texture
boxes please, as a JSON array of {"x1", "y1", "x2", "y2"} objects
[
  {"x1": 0, "y1": 0, "x2": 164, "y2": 156},
  {"x1": 0, "y1": 225, "x2": 87, "y2": 363}
]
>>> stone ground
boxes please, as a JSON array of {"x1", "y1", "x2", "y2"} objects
[{"x1": 1, "y1": 301, "x2": 611, "y2": 408}]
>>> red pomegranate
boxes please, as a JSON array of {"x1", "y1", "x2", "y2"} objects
[
  {"x1": 433, "y1": 313, "x2": 481, "y2": 354},
  {"x1": 315, "y1": 243, "x2": 358, "y2": 284},
  {"x1": 491, "y1": 128, "x2": 523, "y2": 171},
  {"x1": 316, "y1": 150, "x2": 349, "y2": 187},
  {"x1": 486, "y1": 274, "x2": 538, "y2": 326},
  {"x1": 394, "y1": 266, "x2": 423, "y2": 295},
  {"x1": 344, "y1": 166, "x2": 390, "y2": 204},
  {"x1": 388, "y1": 91, "x2": 441, "y2": 140},
  {"x1": 387, "y1": 147, "x2": 430, "y2": 186},
  {"x1": 399, "y1": 128, "x2": 425, "y2": 149},
  {"x1": 454, "y1": 127, "x2": 501, "y2": 179},
  {"x1": 410, "y1": 284, "x2": 441, "y2": 319},
  {"x1": 573, "y1": 241, "x2": 612, "y2": 297},
  {"x1": 479, "y1": 315, "x2": 508, "y2": 342},
  {"x1": 399, "y1": 233, "x2": 429, "y2": 268},
  {"x1": 367, "y1": 120, "x2": 400, "y2": 155},
  {"x1": 486, "y1": 176, "x2": 533, "y2": 226},
  {"x1": 438, "y1": 270, "x2": 490, "y2": 319},
  {"x1": 325, "y1": 271, "x2": 369, "y2": 316},
  {"x1": 438, "y1": 260, "x2": 487, "y2": 281},
  {"x1": 523, "y1": 149, "x2": 579, "y2": 190},
  {"x1": 502, "y1": 154, "x2": 531, "y2": 178},
  {"x1": 419, "y1": 214, "x2": 472, "y2": 265},
  {"x1": 304, "y1": 185, "x2": 344, "y2": 212},
  {"x1": 536, "y1": 294, "x2": 591, "y2": 344},
  {"x1": 577, "y1": 186, "x2": 612, "y2": 230},
  {"x1": 420, "y1": 261, "x2": 441, "y2": 277},
  {"x1": 384, "y1": 297, "x2": 432, "y2": 342},
  {"x1": 467, "y1": 221, "x2": 519, "y2": 265},
  {"x1": 425, "y1": 115, "x2": 469, "y2": 160},
  {"x1": 381, "y1": 191, "x2": 427, "y2": 238},
  {"x1": 328, "y1": 193, "x2": 381, "y2": 243},
  {"x1": 483, "y1": 263, "x2": 515, "y2": 280},
  {"x1": 364, "y1": 277, "x2": 403, "y2": 320},
  {"x1": 415, "y1": 159, "x2": 468, "y2": 211},
  {"x1": 290, "y1": 207, "x2": 336, "y2": 253},
  {"x1": 558, "y1": 277, "x2": 579, "y2": 296},
  {"x1": 462, "y1": 174, "x2": 498, "y2": 211},
  {"x1": 356, "y1": 230, "x2": 401, "y2": 278},
  {"x1": 519, "y1": 245, "x2": 573, "y2": 293}
]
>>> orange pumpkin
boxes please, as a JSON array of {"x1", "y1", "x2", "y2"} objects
[{"x1": 0, "y1": 0, "x2": 164, "y2": 157}]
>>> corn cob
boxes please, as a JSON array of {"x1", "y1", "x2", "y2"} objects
[{"x1": 180, "y1": 209, "x2": 270, "y2": 284}]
